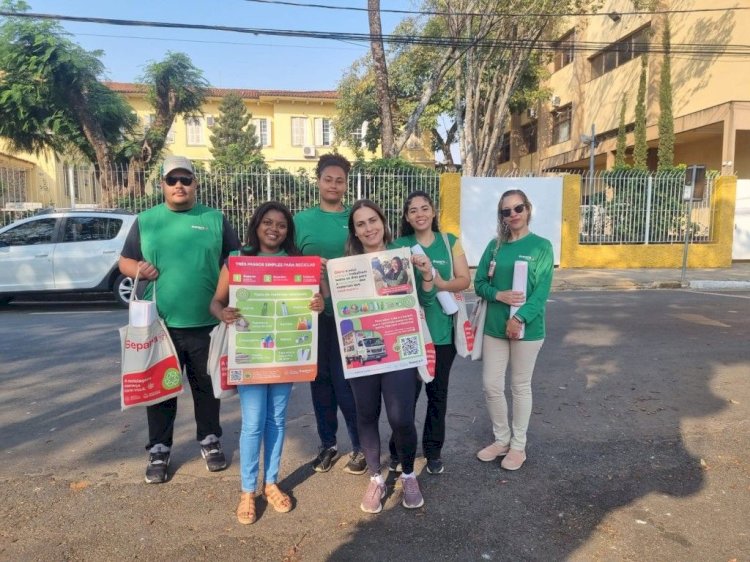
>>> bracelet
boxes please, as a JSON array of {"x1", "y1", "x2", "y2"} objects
[
  {"x1": 512, "y1": 314, "x2": 524, "y2": 324},
  {"x1": 422, "y1": 275, "x2": 434, "y2": 282}
]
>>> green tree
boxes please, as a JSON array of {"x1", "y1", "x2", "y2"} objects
[
  {"x1": 126, "y1": 52, "x2": 208, "y2": 192},
  {"x1": 209, "y1": 93, "x2": 264, "y2": 169},
  {"x1": 0, "y1": 1, "x2": 135, "y2": 194},
  {"x1": 633, "y1": 55, "x2": 649, "y2": 171},
  {"x1": 336, "y1": 14, "x2": 458, "y2": 164},
  {"x1": 657, "y1": 17, "x2": 674, "y2": 171},
  {"x1": 614, "y1": 95, "x2": 628, "y2": 168}
]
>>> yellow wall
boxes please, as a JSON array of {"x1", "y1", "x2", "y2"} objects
[
  {"x1": 0, "y1": 143, "x2": 61, "y2": 206},
  {"x1": 123, "y1": 92, "x2": 364, "y2": 171},
  {"x1": 501, "y1": 0, "x2": 750, "y2": 175},
  {"x1": 438, "y1": 173, "x2": 461, "y2": 237},
  {"x1": 122, "y1": 89, "x2": 434, "y2": 171},
  {"x1": 559, "y1": 174, "x2": 736, "y2": 268}
]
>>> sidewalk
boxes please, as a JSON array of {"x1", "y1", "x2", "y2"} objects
[{"x1": 551, "y1": 261, "x2": 750, "y2": 291}]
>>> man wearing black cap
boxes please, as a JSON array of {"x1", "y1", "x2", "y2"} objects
[{"x1": 119, "y1": 155, "x2": 240, "y2": 483}]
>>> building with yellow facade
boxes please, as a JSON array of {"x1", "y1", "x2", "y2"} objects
[
  {"x1": 0, "y1": 83, "x2": 434, "y2": 212},
  {"x1": 498, "y1": 0, "x2": 750, "y2": 178},
  {"x1": 110, "y1": 82, "x2": 366, "y2": 171}
]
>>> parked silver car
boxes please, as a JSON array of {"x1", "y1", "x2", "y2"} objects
[{"x1": 0, "y1": 209, "x2": 137, "y2": 306}]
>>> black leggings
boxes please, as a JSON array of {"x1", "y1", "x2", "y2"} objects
[
  {"x1": 389, "y1": 342, "x2": 457, "y2": 461},
  {"x1": 348, "y1": 368, "x2": 419, "y2": 475}
]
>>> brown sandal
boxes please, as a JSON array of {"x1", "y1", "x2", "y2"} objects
[
  {"x1": 264, "y1": 484, "x2": 293, "y2": 513},
  {"x1": 236, "y1": 492, "x2": 256, "y2": 525}
]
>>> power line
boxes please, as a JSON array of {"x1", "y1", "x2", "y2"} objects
[
  {"x1": 2, "y1": 11, "x2": 749, "y2": 59},
  {"x1": 75, "y1": 32, "x2": 364, "y2": 51},
  {"x1": 244, "y1": 0, "x2": 750, "y2": 18}
]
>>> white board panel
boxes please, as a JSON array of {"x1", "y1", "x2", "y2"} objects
[
  {"x1": 733, "y1": 179, "x2": 750, "y2": 260},
  {"x1": 460, "y1": 177, "x2": 563, "y2": 267}
]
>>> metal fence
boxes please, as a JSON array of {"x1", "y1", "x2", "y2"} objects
[
  {"x1": 0, "y1": 163, "x2": 442, "y2": 239},
  {"x1": 578, "y1": 169, "x2": 717, "y2": 244},
  {"x1": 2, "y1": 163, "x2": 719, "y2": 247}
]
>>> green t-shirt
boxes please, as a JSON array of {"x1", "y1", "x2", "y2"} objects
[
  {"x1": 473, "y1": 233, "x2": 554, "y2": 341},
  {"x1": 139, "y1": 204, "x2": 225, "y2": 328},
  {"x1": 293, "y1": 206, "x2": 350, "y2": 259},
  {"x1": 394, "y1": 232, "x2": 457, "y2": 345},
  {"x1": 294, "y1": 205, "x2": 350, "y2": 314}
]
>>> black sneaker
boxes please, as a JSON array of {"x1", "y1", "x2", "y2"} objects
[
  {"x1": 388, "y1": 458, "x2": 402, "y2": 473},
  {"x1": 343, "y1": 451, "x2": 367, "y2": 475},
  {"x1": 426, "y1": 458, "x2": 444, "y2": 475},
  {"x1": 312, "y1": 446, "x2": 339, "y2": 473},
  {"x1": 200, "y1": 439, "x2": 227, "y2": 472},
  {"x1": 145, "y1": 450, "x2": 170, "y2": 484}
]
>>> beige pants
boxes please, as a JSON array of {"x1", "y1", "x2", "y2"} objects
[{"x1": 481, "y1": 335, "x2": 544, "y2": 451}]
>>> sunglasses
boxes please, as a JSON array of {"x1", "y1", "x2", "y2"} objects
[
  {"x1": 499, "y1": 204, "x2": 526, "y2": 218},
  {"x1": 164, "y1": 175, "x2": 194, "y2": 187}
]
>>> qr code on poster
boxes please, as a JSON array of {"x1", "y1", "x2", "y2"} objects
[
  {"x1": 398, "y1": 334, "x2": 421, "y2": 358},
  {"x1": 229, "y1": 369, "x2": 243, "y2": 383}
]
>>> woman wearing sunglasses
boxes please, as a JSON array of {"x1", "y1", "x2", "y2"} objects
[{"x1": 473, "y1": 189, "x2": 553, "y2": 471}]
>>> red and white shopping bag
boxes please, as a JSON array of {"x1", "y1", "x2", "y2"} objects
[
  {"x1": 118, "y1": 278, "x2": 182, "y2": 410},
  {"x1": 417, "y1": 307, "x2": 436, "y2": 383}
]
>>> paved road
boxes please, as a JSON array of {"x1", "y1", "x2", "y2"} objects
[{"x1": 1, "y1": 289, "x2": 748, "y2": 561}]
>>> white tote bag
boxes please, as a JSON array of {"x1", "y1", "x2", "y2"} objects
[
  {"x1": 208, "y1": 321, "x2": 237, "y2": 399},
  {"x1": 439, "y1": 233, "x2": 474, "y2": 358},
  {"x1": 119, "y1": 276, "x2": 183, "y2": 410},
  {"x1": 468, "y1": 298, "x2": 488, "y2": 361}
]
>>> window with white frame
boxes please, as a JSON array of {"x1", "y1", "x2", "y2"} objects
[
  {"x1": 251, "y1": 118, "x2": 272, "y2": 146},
  {"x1": 166, "y1": 125, "x2": 176, "y2": 145},
  {"x1": 144, "y1": 114, "x2": 156, "y2": 130},
  {"x1": 291, "y1": 117, "x2": 308, "y2": 146},
  {"x1": 551, "y1": 105, "x2": 572, "y2": 145},
  {"x1": 314, "y1": 117, "x2": 334, "y2": 146},
  {"x1": 186, "y1": 117, "x2": 204, "y2": 145}
]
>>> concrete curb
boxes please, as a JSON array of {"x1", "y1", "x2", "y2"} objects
[{"x1": 688, "y1": 280, "x2": 750, "y2": 290}]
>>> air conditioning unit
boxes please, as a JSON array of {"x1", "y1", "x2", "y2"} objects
[
  {"x1": 206, "y1": 115, "x2": 216, "y2": 128},
  {"x1": 527, "y1": 108, "x2": 538, "y2": 119},
  {"x1": 551, "y1": 96, "x2": 561, "y2": 108},
  {"x1": 303, "y1": 146, "x2": 316, "y2": 158}
]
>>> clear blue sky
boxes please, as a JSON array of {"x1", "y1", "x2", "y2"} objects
[{"x1": 24, "y1": 0, "x2": 407, "y2": 90}]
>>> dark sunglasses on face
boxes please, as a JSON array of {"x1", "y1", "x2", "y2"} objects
[
  {"x1": 164, "y1": 175, "x2": 194, "y2": 187},
  {"x1": 499, "y1": 204, "x2": 526, "y2": 218}
]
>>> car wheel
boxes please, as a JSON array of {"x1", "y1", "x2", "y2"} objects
[{"x1": 113, "y1": 274, "x2": 134, "y2": 307}]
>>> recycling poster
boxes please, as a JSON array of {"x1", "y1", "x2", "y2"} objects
[
  {"x1": 227, "y1": 255, "x2": 321, "y2": 384},
  {"x1": 327, "y1": 247, "x2": 428, "y2": 379}
]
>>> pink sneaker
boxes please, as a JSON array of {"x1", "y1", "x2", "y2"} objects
[
  {"x1": 500, "y1": 449, "x2": 526, "y2": 470},
  {"x1": 476, "y1": 442, "x2": 510, "y2": 462},
  {"x1": 360, "y1": 477, "x2": 386, "y2": 514}
]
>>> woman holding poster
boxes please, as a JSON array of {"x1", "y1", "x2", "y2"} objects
[
  {"x1": 210, "y1": 202, "x2": 324, "y2": 525},
  {"x1": 344, "y1": 199, "x2": 435, "y2": 514},
  {"x1": 473, "y1": 190, "x2": 553, "y2": 471},
  {"x1": 389, "y1": 190, "x2": 471, "y2": 476}
]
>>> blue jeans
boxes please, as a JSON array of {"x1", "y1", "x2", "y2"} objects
[
  {"x1": 310, "y1": 314, "x2": 360, "y2": 451},
  {"x1": 237, "y1": 383, "x2": 293, "y2": 492}
]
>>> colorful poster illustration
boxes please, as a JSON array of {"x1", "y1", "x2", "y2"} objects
[
  {"x1": 327, "y1": 248, "x2": 428, "y2": 379},
  {"x1": 227, "y1": 255, "x2": 321, "y2": 384}
]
